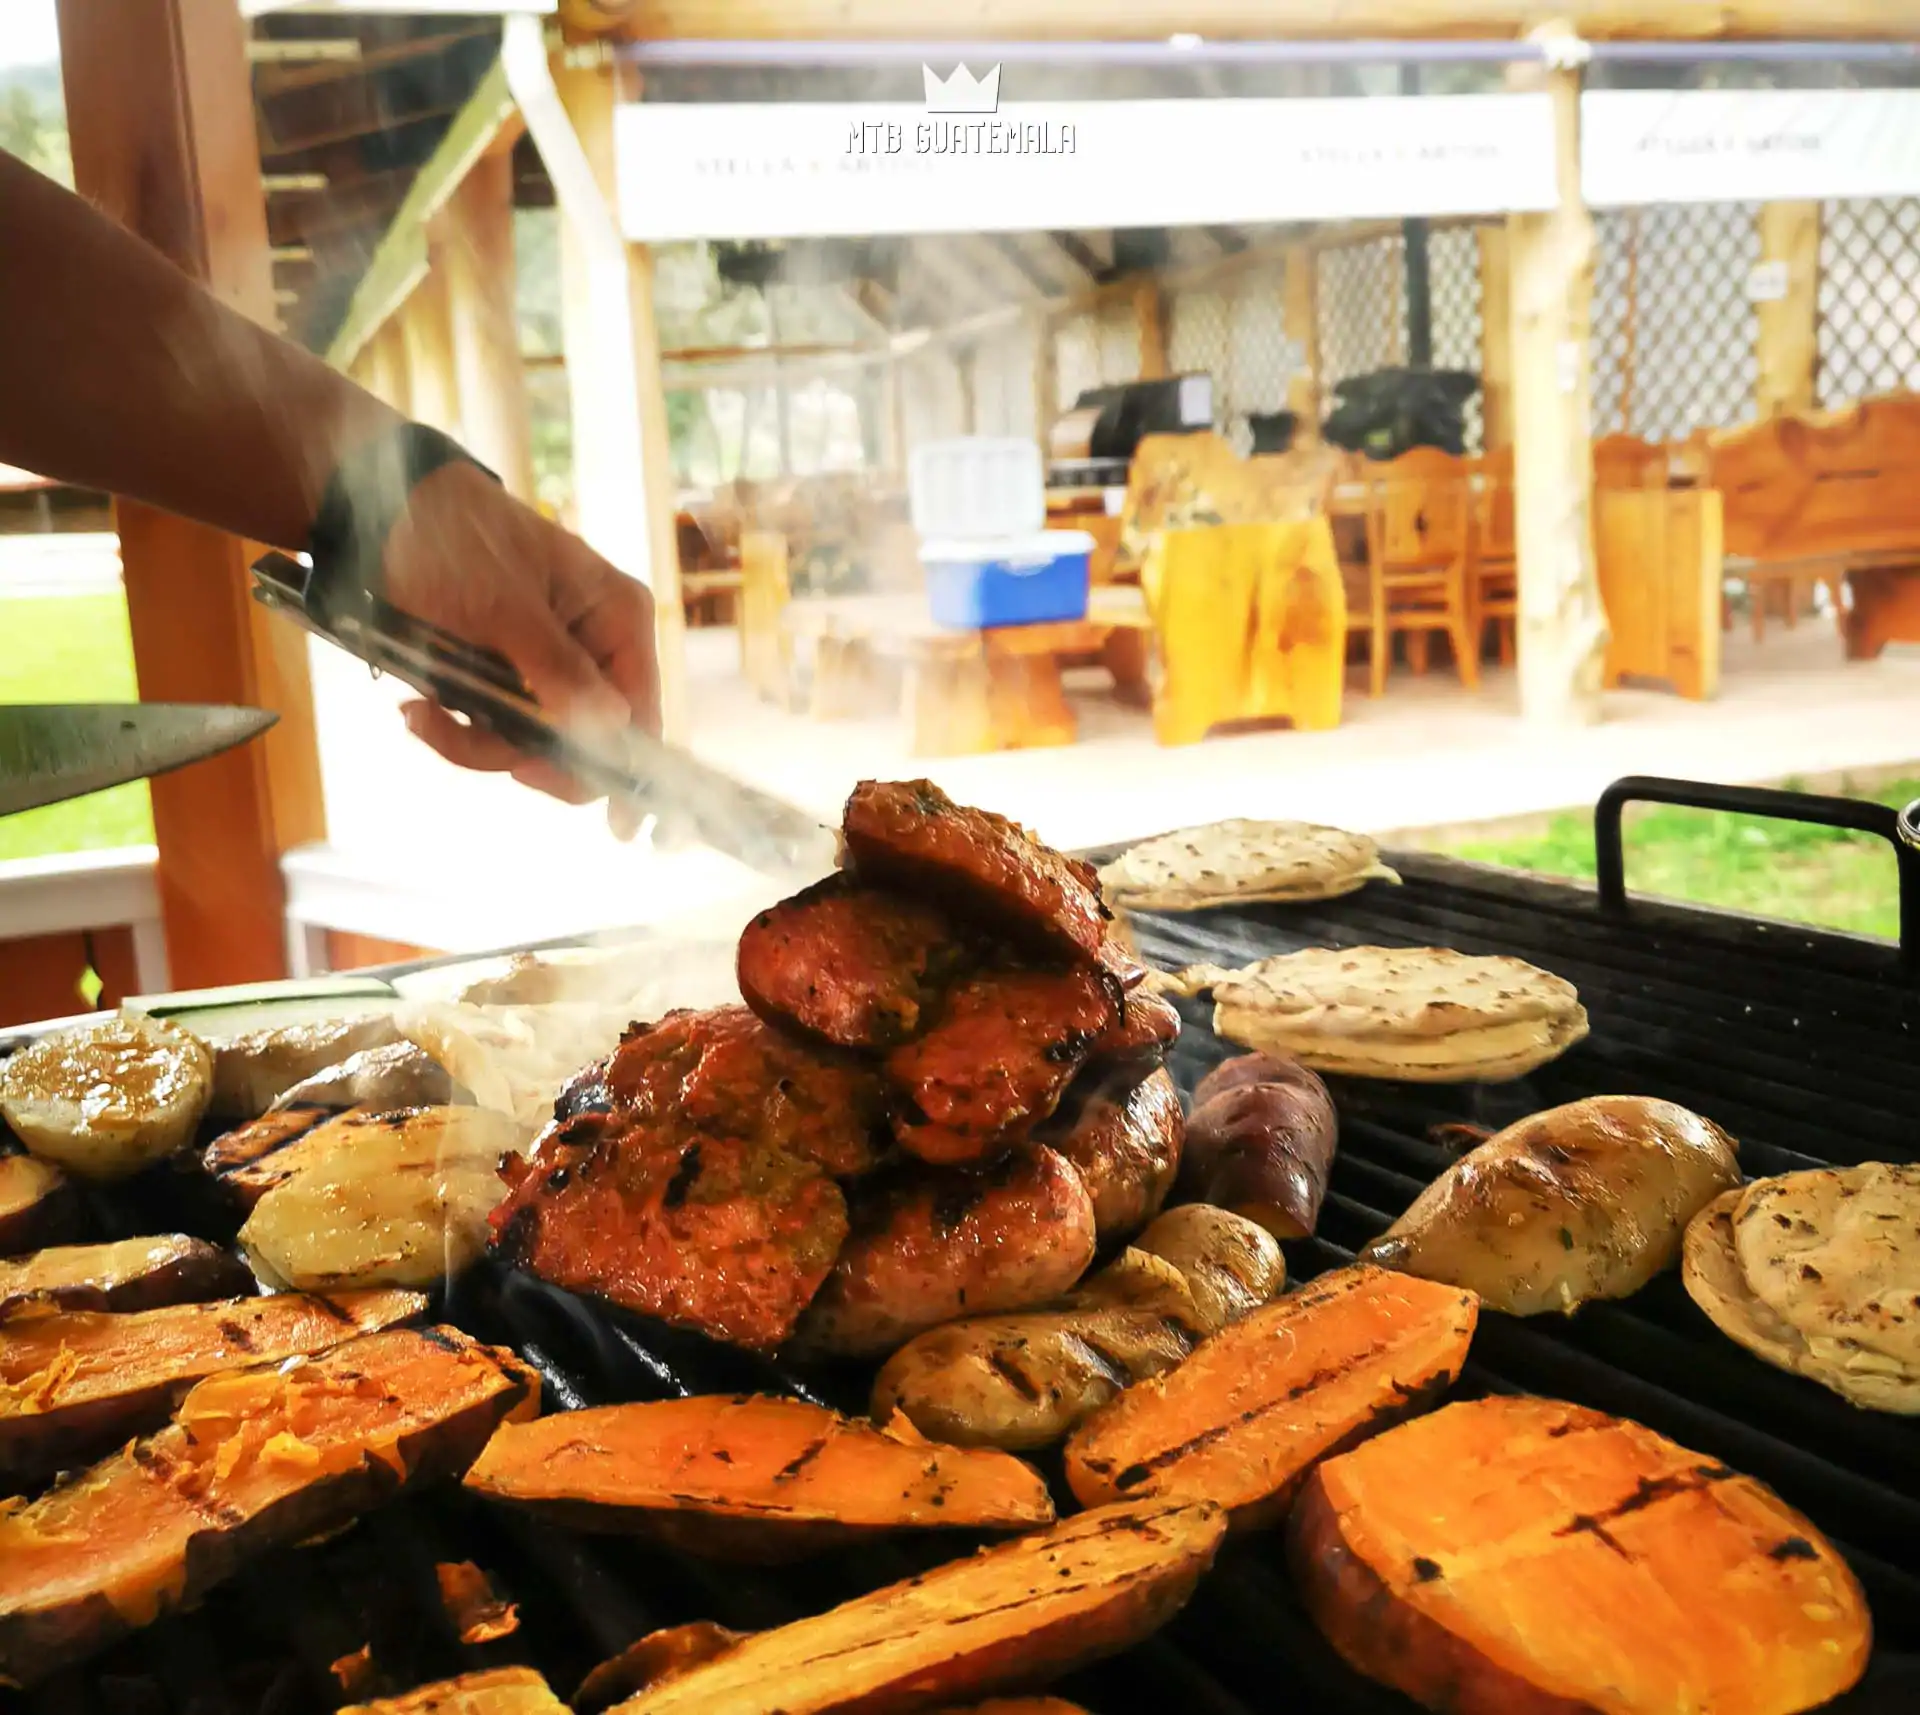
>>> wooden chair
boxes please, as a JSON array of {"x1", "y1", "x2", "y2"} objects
[
  {"x1": 1592, "y1": 433, "x2": 1670, "y2": 492},
  {"x1": 1142, "y1": 519, "x2": 1346, "y2": 745},
  {"x1": 1361, "y1": 447, "x2": 1480, "y2": 694},
  {"x1": 1470, "y1": 446, "x2": 1518, "y2": 667},
  {"x1": 1700, "y1": 396, "x2": 1920, "y2": 656}
]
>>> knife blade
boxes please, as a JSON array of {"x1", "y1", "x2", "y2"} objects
[
  {"x1": 250, "y1": 551, "x2": 838, "y2": 881},
  {"x1": 0, "y1": 703, "x2": 279, "y2": 817}
]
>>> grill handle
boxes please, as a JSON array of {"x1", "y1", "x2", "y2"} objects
[{"x1": 1593, "y1": 774, "x2": 1920, "y2": 971}]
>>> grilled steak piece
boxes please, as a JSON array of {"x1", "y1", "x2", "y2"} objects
[
  {"x1": 737, "y1": 876, "x2": 963, "y2": 1051},
  {"x1": 606, "y1": 1006, "x2": 885, "y2": 1179},
  {"x1": 491, "y1": 1114, "x2": 849, "y2": 1353},
  {"x1": 886, "y1": 967, "x2": 1119, "y2": 1166},
  {"x1": 1090, "y1": 990, "x2": 1182, "y2": 1064},
  {"x1": 842, "y1": 779, "x2": 1110, "y2": 963}
]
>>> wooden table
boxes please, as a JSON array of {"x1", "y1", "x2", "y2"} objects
[{"x1": 782, "y1": 588, "x2": 1154, "y2": 758}]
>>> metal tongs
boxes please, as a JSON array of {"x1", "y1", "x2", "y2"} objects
[{"x1": 250, "y1": 550, "x2": 838, "y2": 880}]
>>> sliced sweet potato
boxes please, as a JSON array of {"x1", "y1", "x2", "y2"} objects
[
  {"x1": 0, "y1": 1235, "x2": 253, "y2": 1318},
  {"x1": 0, "y1": 1285, "x2": 426, "y2": 1483},
  {"x1": 200, "y1": 1102, "x2": 334, "y2": 1205},
  {"x1": 463, "y1": 1395, "x2": 1054, "y2": 1562},
  {"x1": 0, "y1": 1326, "x2": 538, "y2": 1687},
  {"x1": 575, "y1": 1623, "x2": 749, "y2": 1714},
  {"x1": 1064, "y1": 1266, "x2": 1477, "y2": 1529},
  {"x1": 434, "y1": 1562, "x2": 519, "y2": 1645},
  {"x1": 339, "y1": 1668, "x2": 567, "y2": 1714},
  {"x1": 1288, "y1": 1395, "x2": 1872, "y2": 1715},
  {"x1": 602, "y1": 1497, "x2": 1224, "y2": 1715},
  {"x1": 0, "y1": 1152, "x2": 78, "y2": 1258}
]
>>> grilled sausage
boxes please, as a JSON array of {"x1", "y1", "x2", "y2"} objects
[
  {"x1": 737, "y1": 875, "x2": 963, "y2": 1050},
  {"x1": 785, "y1": 1145, "x2": 1098, "y2": 1361},
  {"x1": 842, "y1": 779, "x2": 1110, "y2": 963},
  {"x1": 1043, "y1": 1065, "x2": 1185, "y2": 1244},
  {"x1": 885, "y1": 968, "x2": 1119, "y2": 1166},
  {"x1": 1181, "y1": 1053, "x2": 1338, "y2": 1241}
]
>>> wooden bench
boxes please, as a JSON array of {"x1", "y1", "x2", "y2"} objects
[{"x1": 782, "y1": 589, "x2": 1154, "y2": 758}]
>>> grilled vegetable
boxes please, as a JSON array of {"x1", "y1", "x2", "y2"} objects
[
  {"x1": 209, "y1": 1013, "x2": 402, "y2": 1119},
  {"x1": 787, "y1": 1147, "x2": 1096, "y2": 1362},
  {"x1": 201, "y1": 1102, "x2": 332, "y2": 1203},
  {"x1": 1360, "y1": 1095, "x2": 1741, "y2": 1316},
  {"x1": 1041, "y1": 1065, "x2": 1184, "y2": 1244},
  {"x1": 871, "y1": 1206, "x2": 1284, "y2": 1452},
  {"x1": 1065, "y1": 1267, "x2": 1477, "y2": 1528},
  {"x1": 0, "y1": 1152, "x2": 77, "y2": 1258},
  {"x1": 235, "y1": 1106, "x2": 526, "y2": 1293},
  {"x1": 272, "y1": 1040, "x2": 460, "y2": 1113},
  {"x1": 0, "y1": 1014, "x2": 211, "y2": 1181},
  {"x1": 0, "y1": 1286, "x2": 424, "y2": 1482},
  {"x1": 0, "y1": 1325, "x2": 538, "y2": 1687},
  {"x1": 434, "y1": 1563, "x2": 519, "y2": 1645},
  {"x1": 1288, "y1": 1395, "x2": 1872, "y2": 1715},
  {"x1": 575, "y1": 1623, "x2": 746, "y2": 1714},
  {"x1": 0, "y1": 1235, "x2": 251, "y2": 1317},
  {"x1": 1179, "y1": 1052, "x2": 1338, "y2": 1239},
  {"x1": 340, "y1": 1668, "x2": 565, "y2": 1715},
  {"x1": 598, "y1": 1497, "x2": 1225, "y2": 1715},
  {"x1": 463, "y1": 1395, "x2": 1054, "y2": 1561}
]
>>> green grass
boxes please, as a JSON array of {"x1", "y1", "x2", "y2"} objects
[
  {"x1": 0, "y1": 592, "x2": 154, "y2": 861},
  {"x1": 1442, "y1": 776, "x2": 1920, "y2": 942}
]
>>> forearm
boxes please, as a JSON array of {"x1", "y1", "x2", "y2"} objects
[{"x1": 0, "y1": 151, "x2": 405, "y2": 551}]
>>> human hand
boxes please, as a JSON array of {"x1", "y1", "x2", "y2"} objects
[{"x1": 378, "y1": 461, "x2": 660, "y2": 838}]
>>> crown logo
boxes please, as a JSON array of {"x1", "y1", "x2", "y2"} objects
[{"x1": 922, "y1": 62, "x2": 1001, "y2": 114}]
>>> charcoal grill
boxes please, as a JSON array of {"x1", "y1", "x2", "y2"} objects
[{"x1": 7, "y1": 775, "x2": 1920, "y2": 1715}]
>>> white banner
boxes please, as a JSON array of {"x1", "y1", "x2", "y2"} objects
[
  {"x1": 614, "y1": 93, "x2": 1558, "y2": 242},
  {"x1": 1583, "y1": 88, "x2": 1920, "y2": 208}
]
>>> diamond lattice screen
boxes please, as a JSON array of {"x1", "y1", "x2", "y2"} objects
[
  {"x1": 900, "y1": 349, "x2": 966, "y2": 452},
  {"x1": 1161, "y1": 268, "x2": 1297, "y2": 453},
  {"x1": 1429, "y1": 224, "x2": 1485, "y2": 453},
  {"x1": 1096, "y1": 303, "x2": 1142, "y2": 385},
  {"x1": 1318, "y1": 235, "x2": 1406, "y2": 398},
  {"x1": 1818, "y1": 198, "x2": 1920, "y2": 407},
  {"x1": 1591, "y1": 204, "x2": 1759, "y2": 442},
  {"x1": 1168, "y1": 287, "x2": 1229, "y2": 431},
  {"x1": 970, "y1": 322, "x2": 1041, "y2": 441}
]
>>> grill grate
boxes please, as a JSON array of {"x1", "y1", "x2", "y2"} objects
[{"x1": 10, "y1": 790, "x2": 1920, "y2": 1715}]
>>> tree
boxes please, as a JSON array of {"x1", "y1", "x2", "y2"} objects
[{"x1": 0, "y1": 80, "x2": 72, "y2": 186}]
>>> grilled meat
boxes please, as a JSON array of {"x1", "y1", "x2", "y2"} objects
[
  {"x1": 1090, "y1": 991, "x2": 1182, "y2": 1064},
  {"x1": 886, "y1": 968, "x2": 1119, "y2": 1167},
  {"x1": 1041, "y1": 1065, "x2": 1185, "y2": 1245},
  {"x1": 787, "y1": 1146, "x2": 1098, "y2": 1360},
  {"x1": 842, "y1": 780, "x2": 1110, "y2": 964},
  {"x1": 737, "y1": 876, "x2": 963, "y2": 1051},
  {"x1": 605, "y1": 1006, "x2": 885, "y2": 1179},
  {"x1": 491, "y1": 1113, "x2": 848, "y2": 1353}
]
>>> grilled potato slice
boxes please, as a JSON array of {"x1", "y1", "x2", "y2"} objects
[
  {"x1": 0, "y1": 1014, "x2": 212, "y2": 1181},
  {"x1": 238, "y1": 1105, "x2": 525, "y2": 1292}
]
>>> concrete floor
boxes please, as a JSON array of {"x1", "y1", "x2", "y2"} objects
[{"x1": 294, "y1": 612, "x2": 1920, "y2": 954}]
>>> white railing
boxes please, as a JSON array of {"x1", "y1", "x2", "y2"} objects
[{"x1": 0, "y1": 845, "x2": 170, "y2": 991}]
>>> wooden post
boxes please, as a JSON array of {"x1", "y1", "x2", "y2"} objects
[
  {"x1": 886, "y1": 355, "x2": 908, "y2": 475},
  {"x1": 365, "y1": 322, "x2": 412, "y2": 415},
  {"x1": 957, "y1": 344, "x2": 979, "y2": 435},
  {"x1": 1283, "y1": 246, "x2": 1320, "y2": 442},
  {"x1": 400, "y1": 256, "x2": 462, "y2": 438},
  {"x1": 1134, "y1": 278, "x2": 1169, "y2": 380},
  {"x1": 1032, "y1": 308, "x2": 1057, "y2": 445},
  {"x1": 1477, "y1": 224, "x2": 1514, "y2": 450},
  {"x1": 442, "y1": 147, "x2": 538, "y2": 500},
  {"x1": 550, "y1": 51, "x2": 687, "y2": 741},
  {"x1": 1506, "y1": 28, "x2": 1609, "y2": 727},
  {"x1": 1756, "y1": 201, "x2": 1822, "y2": 418},
  {"x1": 58, "y1": 0, "x2": 325, "y2": 987}
]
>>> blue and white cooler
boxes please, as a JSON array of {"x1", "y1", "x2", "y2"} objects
[{"x1": 908, "y1": 436, "x2": 1094, "y2": 631}]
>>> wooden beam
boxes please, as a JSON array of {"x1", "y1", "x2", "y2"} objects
[
  {"x1": 1033, "y1": 306, "x2": 1057, "y2": 434},
  {"x1": 58, "y1": 0, "x2": 325, "y2": 988},
  {"x1": 956, "y1": 344, "x2": 979, "y2": 435},
  {"x1": 399, "y1": 254, "x2": 462, "y2": 436},
  {"x1": 441, "y1": 147, "x2": 538, "y2": 499},
  {"x1": 984, "y1": 233, "x2": 1057, "y2": 298},
  {"x1": 365, "y1": 319, "x2": 412, "y2": 413},
  {"x1": 1048, "y1": 230, "x2": 1109, "y2": 283},
  {"x1": 546, "y1": 51, "x2": 688, "y2": 742},
  {"x1": 326, "y1": 55, "x2": 519, "y2": 369},
  {"x1": 1755, "y1": 201, "x2": 1821, "y2": 419},
  {"x1": 1506, "y1": 31, "x2": 1609, "y2": 727},
  {"x1": 1283, "y1": 244, "x2": 1319, "y2": 441},
  {"x1": 583, "y1": 0, "x2": 1920, "y2": 39},
  {"x1": 1134, "y1": 277, "x2": 1168, "y2": 380},
  {"x1": 1477, "y1": 222, "x2": 1514, "y2": 450}
]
